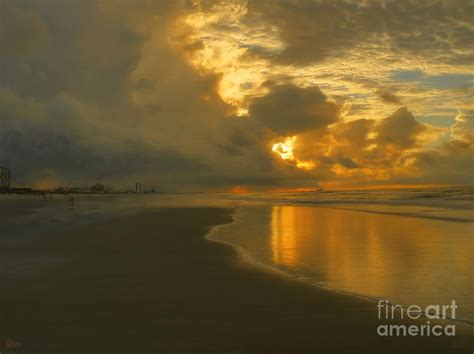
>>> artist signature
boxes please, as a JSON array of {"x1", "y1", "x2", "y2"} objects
[{"x1": 2, "y1": 338, "x2": 23, "y2": 352}]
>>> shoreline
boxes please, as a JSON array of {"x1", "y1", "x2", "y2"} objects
[
  {"x1": 1, "y1": 207, "x2": 472, "y2": 353},
  {"x1": 205, "y1": 207, "x2": 474, "y2": 326}
]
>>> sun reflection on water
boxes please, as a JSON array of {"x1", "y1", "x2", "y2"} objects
[{"x1": 269, "y1": 205, "x2": 472, "y2": 313}]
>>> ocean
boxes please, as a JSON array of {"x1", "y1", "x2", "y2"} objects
[{"x1": 206, "y1": 187, "x2": 474, "y2": 322}]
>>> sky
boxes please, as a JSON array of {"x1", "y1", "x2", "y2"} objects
[{"x1": 0, "y1": 0, "x2": 472, "y2": 191}]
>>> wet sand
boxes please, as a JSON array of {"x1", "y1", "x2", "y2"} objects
[{"x1": 0, "y1": 207, "x2": 472, "y2": 353}]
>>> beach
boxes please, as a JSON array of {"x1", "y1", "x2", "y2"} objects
[
  {"x1": 0, "y1": 201, "x2": 472, "y2": 353},
  {"x1": 3, "y1": 0, "x2": 473, "y2": 352}
]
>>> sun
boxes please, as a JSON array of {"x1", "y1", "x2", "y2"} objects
[
  {"x1": 272, "y1": 137, "x2": 295, "y2": 160},
  {"x1": 272, "y1": 136, "x2": 316, "y2": 170}
]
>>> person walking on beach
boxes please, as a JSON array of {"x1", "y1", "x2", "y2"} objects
[{"x1": 68, "y1": 196, "x2": 75, "y2": 208}]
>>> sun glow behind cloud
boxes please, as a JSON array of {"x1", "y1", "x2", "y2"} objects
[
  {"x1": 184, "y1": 0, "x2": 472, "y2": 124},
  {"x1": 2, "y1": 0, "x2": 471, "y2": 190},
  {"x1": 180, "y1": 0, "x2": 472, "y2": 178},
  {"x1": 272, "y1": 136, "x2": 316, "y2": 171},
  {"x1": 184, "y1": 0, "x2": 284, "y2": 115},
  {"x1": 272, "y1": 137, "x2": 295, "y2": 160}
]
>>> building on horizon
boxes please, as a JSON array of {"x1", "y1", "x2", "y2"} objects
[
  {"x1": 135, "y1": 182, "x2": 143, "y2": 194},
  {"x1": 0, "y1": 166, "x2": 11, "y2": 192}
]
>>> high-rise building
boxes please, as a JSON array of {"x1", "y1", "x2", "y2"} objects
[
  {"x1": 135, "y1": 182, "x2": 143, "y2": 194},
  {"x1": 0, "y1": 166, "x2": 11, "y2": 191}
]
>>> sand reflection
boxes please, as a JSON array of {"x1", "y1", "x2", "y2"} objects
[{"x1": 270, "y1": 206, "x2": 472, "y2": 312}]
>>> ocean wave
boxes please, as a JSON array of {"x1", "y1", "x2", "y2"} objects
[
  {"x1": 216, "y1": 187, "x2": 474, "y2": 222},
  {"x1": 205, "y1": 212, "x2": 474, "y2": 326}
]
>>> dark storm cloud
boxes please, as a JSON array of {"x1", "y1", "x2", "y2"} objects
[
  {"x1": 0, "y1": 1, "x2": 48, "y2": 57},
  {"x1": 0, "y1": 0, "x2": 298, "y2": 190},
  {"x1": 0, "y1": 0, "x2": 223, "y2": 189},
  {"x1": 0, "y1": 87, "x2": 206, "y2": 186},
  {"x1": 0, "y1": 0, "x2": 143, "y2": 103},
  {"x1": 0, "y1": 125, "x2": 206, "y2": 184},
  {"x1": 249, "y1": 84, "x2": 340, "y2": 135}
]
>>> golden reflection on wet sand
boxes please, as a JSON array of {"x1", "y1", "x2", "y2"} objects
[{"x1": 270, "y1": 206, "x2": 472, "y2": 310}]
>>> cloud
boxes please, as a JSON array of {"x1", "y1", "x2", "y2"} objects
[
  {"x1": 336, "y1": 156, "x2": 359, "y2": 169},
  {"x1": 409, "y1": 140, "x2": 473, "y2": 185},
  {"x1": 391, "y1": 70, "x2": 474, "y2": 90},
  {"x1": 0, "y1": 88, "x2": 207, "y2": 187},
  {"x1": 450, "y1": 110, "x2": 474, "y2": 144},
  {"x1": 0, "y1": 1, "x2": 223, "y2": 189},
  {"x1": 249, "y1": 84, "x2": 340, "y2": 135},
  {"x1": 378, "y1": 91, "x2": 402, "y2": 105},
  {"x1": 376, "y1": 107, "x2": 426, "y2": 149},
  {"x1": 184, "y1": 0, "x2": 473, "y2": 134},
  {"x1": 278, "y1": 106, "x2": 458, "y2": 185},
  {"x1": 247, "y1": 0, "x2": 474, "y2": 66},
  {"x1": 0, "y1": 2, "x2": 49, "y2": 57},
  {"x1": 0, "y1": 0, "x2": 472, "y2": 190},
  {"x1": 0, "y1": 0, "x2": 295, "y2": 190}
]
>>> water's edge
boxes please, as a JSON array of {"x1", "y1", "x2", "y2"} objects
[{"x1": 204, "y1": 206, "x2": 474, "y2": 326}]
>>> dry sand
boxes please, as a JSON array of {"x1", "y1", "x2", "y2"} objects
[{"x1": 0, "y1": 207, "x2": 472, "y2": 353}]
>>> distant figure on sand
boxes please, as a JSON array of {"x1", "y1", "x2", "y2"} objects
[{"x1": 68, "y1": 196, "x2": 75, "y2": 208}]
